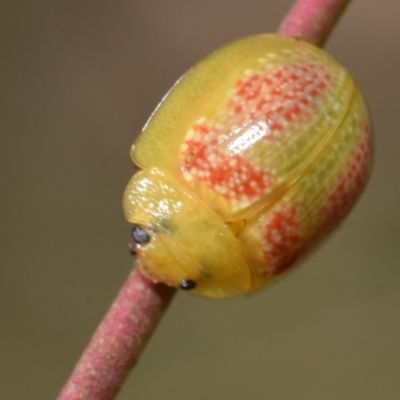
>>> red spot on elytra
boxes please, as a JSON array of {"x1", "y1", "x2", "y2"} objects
[
  {"x1": 320, "y1": 122, "x2": 372, "y2": 232},
  {"x1": 261, "y1": 204, "x2": 303, "y2": 275},
  {"x1": 229, "y1": 62, "x2": 332, "y2": 132},
  {"x1": 181, "y1": 124, "x2": 273, "y2": 203}
]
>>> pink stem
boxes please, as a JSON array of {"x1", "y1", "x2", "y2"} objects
[
  {"x1": 278, "y1": 0, "x2": 351, "y2": 45},
  {"x1": 57, "y1": 1, "x2": 351, "y2": 399},
  {"x1": 57, "y1": 266, "x2": 176, "y2": 400}
]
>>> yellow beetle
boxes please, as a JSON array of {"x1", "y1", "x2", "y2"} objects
[{"x1": 123, "y1": 34, "x2": 372, "y2": 299}]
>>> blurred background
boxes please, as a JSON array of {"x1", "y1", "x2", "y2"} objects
[{"x1": 1, "y1": 1, "x2": 399, "y2": 399}]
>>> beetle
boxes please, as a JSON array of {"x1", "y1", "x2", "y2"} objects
[{"x1": 123, "y1": 34, "x2": 372, "y2": 299}]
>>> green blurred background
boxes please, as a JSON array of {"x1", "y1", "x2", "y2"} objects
[{"x1": 1, "y1": 1, "x2": 399, "y2": 399}]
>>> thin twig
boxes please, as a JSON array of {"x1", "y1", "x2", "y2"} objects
[
  {"x1": 278, "y1": 0, "x2": 351, "y2": 46},
  {"x1": 57, "y1": 265, "x2": 175, "y2": 400},
  {"x1": 57, "y1": 1, "x2": 352, "y2": 399}
]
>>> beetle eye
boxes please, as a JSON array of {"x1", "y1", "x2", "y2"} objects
[
  {"x1": 131, "y1": 225, "x2": 150, "y2": 244},
  {"x1": 180, "y1": 280, "x2": 197, "y2": 290}
]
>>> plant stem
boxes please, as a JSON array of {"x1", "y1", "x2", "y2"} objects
[
  {"x1": 57, "y1": 265, "x2": 175, "y2": 400},
  {"x1": 57, "y1": 1, "x2": 352, "y2": 399},
  {"x1": 278, "y1": 0, "x2": 351, "y2": 46}
]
